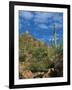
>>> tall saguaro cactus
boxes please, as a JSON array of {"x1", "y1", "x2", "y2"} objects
[{"x1": 54, "y1": 16, "x2": 56, "y2": 48}]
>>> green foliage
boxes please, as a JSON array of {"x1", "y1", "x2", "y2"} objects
[
  {"x1": 28, "y1": 58, "x2": 52, "y2": 72},
  {"x1": 19, "y1": 32, "x2": 53, "y2": 72},
  {"x1": 19, "y1": 32, "x2": 63, "y2": 75},
  {"x1": 32, "y1": 47, "x2": 48, "y2": 61}
]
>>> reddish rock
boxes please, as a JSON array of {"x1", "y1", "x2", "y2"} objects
[{"x1": 22, "y1": 70, "x2": 33, "y2": 79}]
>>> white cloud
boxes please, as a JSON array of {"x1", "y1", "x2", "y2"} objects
[
  {"x1": 19, "y1": 11, "x2": 63, "y2": 29},
  {"x1": 48, "y1": 22, "x2": 62, "y2": 29},
  {"x1": 34, "y1": 12, "x2": 53, "y2": 23},
  {"x1": 19, "y1": 11, "x2": 33, "y2": 20},
  {"x1": 38, "y1": 24, "x2": 48, "y2": 29},
  {"x1": 33, "y1": 12, "x2": 63, "y2": 26},
  {"x1": 35, "y1": 12, "x2": 53, "y2": 18},
  {"x1": 56, "y1": 34, "x2": 60, "y2": 37}
]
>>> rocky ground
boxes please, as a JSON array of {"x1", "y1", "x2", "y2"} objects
[
  {"x1": 19, "y1": 52, "x2": 63, "y2": 79},
  {"x1": 19, "y1": 32, "x2": 63, "y2": 79}
]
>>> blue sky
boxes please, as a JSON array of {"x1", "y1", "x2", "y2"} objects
[{"x1": 19, "y1": 10, "x2": 63, "y2": 46}]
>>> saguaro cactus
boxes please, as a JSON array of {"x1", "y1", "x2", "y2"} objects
[
  {"x1": 58, "y1": 35, "x2": 62, "y2": 50},
  {"x1": 54, "y1": 17, "x2": 56, "y2": 48}
]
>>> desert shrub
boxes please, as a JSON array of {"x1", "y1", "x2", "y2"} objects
[
  {"x1": 28, "y1": 57, "x2": 52, "y2": 72},
  {"x1": 19, "y1": 54, "x2": 27, "y2": 62},
  {"x1": 19, "y1": 72, "x2": 23, "y2": 79},
  {"x1": 32, "y1": 47, "x2": 48, "y2": 61},
  {"x1": 28, "y1": 62, "x2": 47, "y2": 72}
]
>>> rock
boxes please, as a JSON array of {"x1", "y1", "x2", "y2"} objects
[
  {"x1": 19, "y1": 63, "x2": 25, "y2": 73},
  {"x1": 19, "y1": 72, "x2": 23, "y2": 79},
  {"x1": 43, "y1": 68, "x2": 57, "y2": 78},
  {"x1": 33, "y1": 72, "x2": 44, "y2": 78},
  {"x1": 54, "y1": 61, "x2": 63, "y2": 77},
  {"x1": 53, "y1": 52, "x2": 63, "y2": 77},
  {"x1": 22, "y1": 70, "x2": 33, "y2": 79}
]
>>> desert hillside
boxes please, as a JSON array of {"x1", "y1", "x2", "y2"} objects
[{"x1": 19, "y1": 32, "x2": 63, "y2": 79}]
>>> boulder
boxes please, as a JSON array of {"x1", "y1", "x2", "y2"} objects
[
  {"x1": 43, "y1": 68, "x2": 57, "y2": 78},
  {"x1": 33, "y1": 72, "x2": 44, "y2": 78},
  {"x1": 22, "y1": 70, "x2": 33, "y2": 79}
]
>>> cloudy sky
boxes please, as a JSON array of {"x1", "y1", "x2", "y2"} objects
[{"x1": 19, "y1": 10, "x2": 63, "y2": 46}]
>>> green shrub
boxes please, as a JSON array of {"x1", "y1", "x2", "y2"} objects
[{"x1": 28, "y1": 58, "x2": 52, "y2": 72}]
